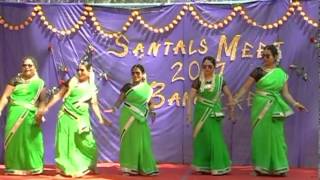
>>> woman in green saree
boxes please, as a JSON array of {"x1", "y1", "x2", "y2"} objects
[
  {"x1": 39, "y1": 59, "x2": 112, "y2": 178},
  {"x1": 105, "y1": 64, "x2": 158, "y2": 176},
  {"x1": 187, "y1": 56, "x2": 235, "y2": 175},
  {"x1": 0, "y1": 56, "x2": 46, "y2": 175},
  {"x1": 234, "y1": 45, "x2": 306, "y2": 176}
]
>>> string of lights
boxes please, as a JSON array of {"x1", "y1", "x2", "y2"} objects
[{"x1": 0, "y1": 1, "x2": 317, "y2": 38}]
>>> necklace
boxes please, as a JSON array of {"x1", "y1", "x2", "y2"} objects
[
  {"x1": 200, "y1": 73, "x2": 215, "y2": 92},
  {"x1": 262, "y1": 66, "x2": 275, "y2": 72}
]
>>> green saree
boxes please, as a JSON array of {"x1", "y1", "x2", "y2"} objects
[
  {"x1": 55, "y1": 80, "x2": 97, "y2": 177},
  {"x1": 192, "y1": 75, "x2": 231, "y2": 175},
  {"x1": 251, "y1": 68, "x2": 293, "y2": 175},
  {"x1": 119, "y1": 82, "x2": 158, "y2": 175},
  {"x1": 5, "y1": 77, "x2": 44, "y2": 175}
]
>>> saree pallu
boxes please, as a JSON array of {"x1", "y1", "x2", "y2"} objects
[
  {"x1": 5, "y1": 78, "x2": 44, "y2": 175},
  {"x1": 119, "y1": 82, "x2": 158, "y2": 175},
  {"x1": 251, "y1": 68, "x2": 293, "y2": 175},
  {"x1": 192, "y1": 75, "x2": 231, "y2": 175},
  {"x1": 55, "y1": 81, "x2": 97, "y2": 177}
]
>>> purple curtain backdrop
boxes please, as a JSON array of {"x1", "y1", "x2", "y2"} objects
[{"x1": 0, "y1": 0, "x2": 318, "y2": 168}]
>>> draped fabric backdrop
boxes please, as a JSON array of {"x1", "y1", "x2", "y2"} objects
[{"x1": 0, "y1": 0, "x2": 318, "y2": 167}]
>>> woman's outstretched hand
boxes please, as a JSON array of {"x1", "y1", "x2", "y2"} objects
[
  {"x1": 104, "y1": 107, "x2": 116, "y2": 113},
  {"x1": 228, "y1": 106, "x2": 236, "y2": 124},
  {"x1": 99, "y1": 118, "x2": 113, "y2": 126},
  {"x1": 294, "y1": 102, "x2": 308, "y2": 112},
  {"x1": 226, "y1": 98, "x2": 237, "y2": 124},
  {"x1": 150, "y1": 111, "x2": 156, "y2": 124},
  {"x1": 186, "y1": 113, "x2": 192, "y2": 125},
  {"x1": 35, "y1": 107, "x2": 48, "y2": 126}
]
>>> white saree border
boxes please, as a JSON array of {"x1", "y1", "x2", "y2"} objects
[
  {"x1": 57, "y1": 167, "x2": 92, "y2": 178},
  {"x1": 120, "y1": 116, "x2": 135, "y2": 143},
  {"x1": 192, "y1": 165, "x2": 230, "y2": 175},
  {"x1": 254, "y1": 165, "x2": 289, "y2": 175},
  {"x1": 124, "y1": 102, "x2": 147, "y2": 118},
  {"x1": 4, "y1": 110, "x2": 29, "y2": 150},
  {"x1": 256, "y1": 68, "x2": 277, "y2": 84},
  {"x1": 253, "y1": 99, "x2": 273, "y2": 129},
  {"x1": 5, "y1": 168, "x2": 43, "y2": 175},
  {"x1": 192, "y1": 108, "x2": 212, "y2": 139}
]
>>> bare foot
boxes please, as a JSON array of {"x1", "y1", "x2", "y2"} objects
[{"x1": 53, "y1": 174, "x2": 67, "y2": 179}]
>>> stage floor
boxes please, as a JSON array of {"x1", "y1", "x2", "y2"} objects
[{"x1": 0, "y1": 163, "x2": 317, "y2": 180}]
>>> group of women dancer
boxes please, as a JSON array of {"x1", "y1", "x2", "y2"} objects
[{"x1": 0, "y1": 44, "x2": 306, "y2": 177}]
